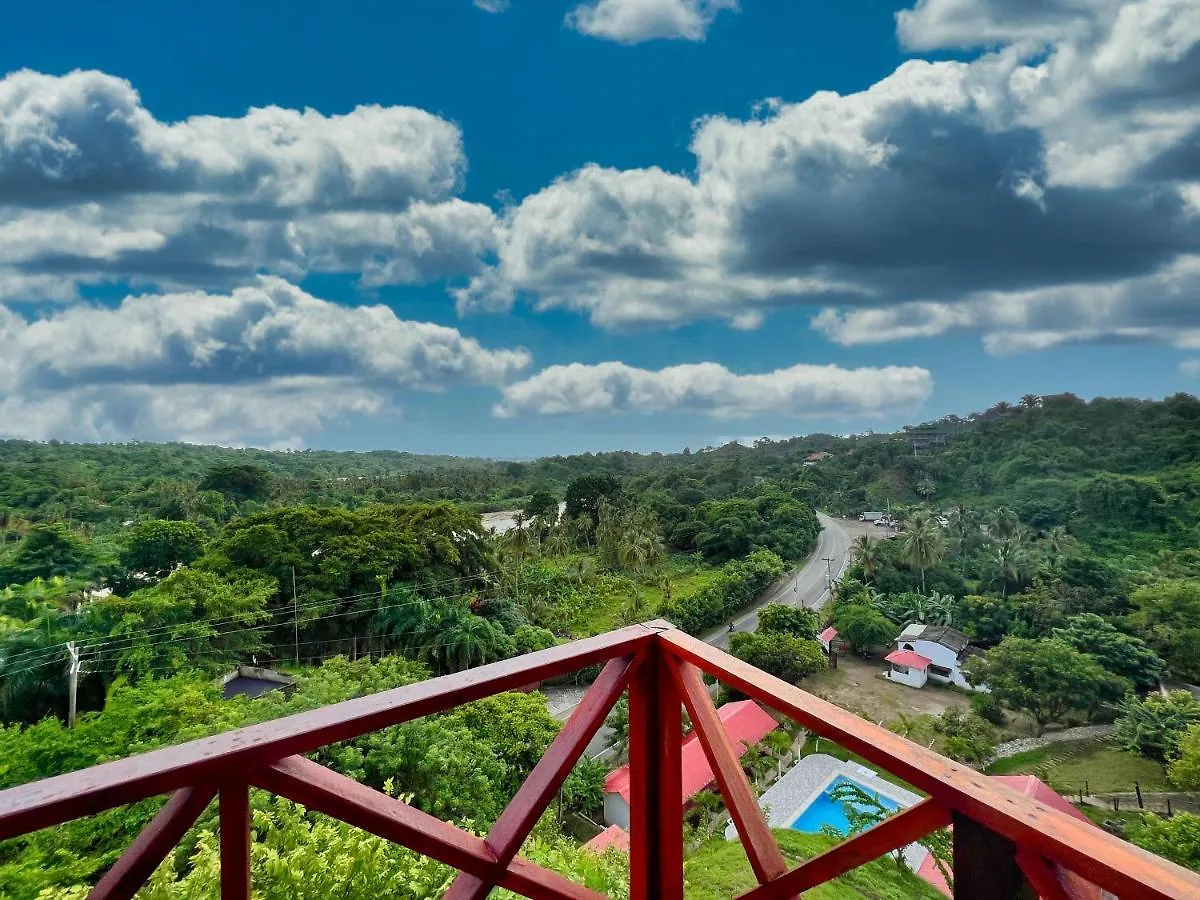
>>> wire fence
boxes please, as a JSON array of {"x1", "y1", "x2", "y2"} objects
[{"x1": 1046, "y1": 779, "x2": 1200, "y2": 818}]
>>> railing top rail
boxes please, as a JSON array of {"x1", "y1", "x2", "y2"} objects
[
  {"x1": 0, "y1": 621, "x2": 662, "y2": 841},
  {"x1": 658, "y1": 628, "x2": 1200, "y2": 900}
]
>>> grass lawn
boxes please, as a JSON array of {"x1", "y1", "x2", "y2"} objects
[
  {"x1": 985, "y1": 739, "x2": 1171, "y2": 794},
  {"x1": 685, "y1": 830, "x2": 945, "y2": 899}
]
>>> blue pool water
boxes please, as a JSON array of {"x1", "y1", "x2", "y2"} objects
[{"x1": 789, "y1": 776, "x2": 901, "y2": 834}]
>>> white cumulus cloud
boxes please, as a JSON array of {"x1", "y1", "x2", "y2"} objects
[
  {"x1": 0, "y1": 277, "x2": 530, "y2": 445},
  {"x1": 493, "y1": 360, "x2": 933, "y2": 419},
  {"x1": 566, "y1": 0, "x2": 738, "y2": 44},
  {"x1": 0, "y1": 68, "x2": 497, "y2": 301}
]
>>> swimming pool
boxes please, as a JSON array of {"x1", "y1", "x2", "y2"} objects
[{"x1": 789, "y1": 775, "x2": 901, "y2": 834}]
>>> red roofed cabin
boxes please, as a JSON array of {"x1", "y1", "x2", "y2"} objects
[
  {"x1": 885, "y1": 648, "x2": 932, "y2": 688},
  {"x1": 582, "y1": 824, "x2": 631, "y2": 856},
  {"x1": 602, "y1": 700, "x2": 778, "y2": 830}
]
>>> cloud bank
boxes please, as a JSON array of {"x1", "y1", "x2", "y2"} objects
[
  {"x1": 494, "y1": 360, "x2": 933, "y2": 418},
  {"x1": 566, "y1": 0, "x2": 738, "y2": 44},
  {"x1": 0, "y1": 278, "x2": 529, "y2": 445}
]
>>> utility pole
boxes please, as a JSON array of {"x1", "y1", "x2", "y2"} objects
[
  {"x1": 822, "y1": 557, "x2": 835, "y2": 593},
  {"x1": 292, "y1": 566, "x2": 299, "y2": 667},
  {"x1": 66, "y1": 641, "x2": 80, "y2": 729}
]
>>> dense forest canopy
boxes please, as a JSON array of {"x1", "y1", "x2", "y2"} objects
[{"x1": 1, "y1": 392, "x2": 1200, "y2": 892}]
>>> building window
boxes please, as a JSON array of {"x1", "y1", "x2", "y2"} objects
[
  {"x1": 892, "y1": 665, "x2": 909, "y2": 675},
  {"x1": 928, "y1": 664, "x2": 952, "y2": 678}
]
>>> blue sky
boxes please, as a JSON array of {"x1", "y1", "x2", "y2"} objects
[{"x1": 1, "y1": 0, "x2": 1198, "y2": 456}]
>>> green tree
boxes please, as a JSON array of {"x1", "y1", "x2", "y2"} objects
[
  {"x1": 522, "y1": 490, "x2": 559, "y2": 521},
  {"x1": 756, "y1": 603, "x2": 818, "y2": 639},
  {"x1": 831, "y1": 603, "x2": 899, "y2": 652},
  {"x1": 1169, "y1": 724, "x2": 1200, "y2": 790},
  {"x1": 564, "y1": 475, "x2": 622, "y2": 526},
  {"x1": 1129, "y1": 813, "x2": 1200, "y2": 874},
  {"x1": 197, "y1": 463, "x2": 273, "y2": 502},
  {"x1": 729, "y1": 631, "x2": 826, "y2": 684},
  {"x1": 0, "y1": 525, "x2": 97, "y2": 588},
  {"x1": 966, "y1": 637, "x2": 1129, "y2": 735},
  {"x1": 1112, "y1": 692, "x2": 1200, "y2": 759},
  {"x1": 900, "y1": 517, "x2": 945, "y2": 594},
  {"x1": 854, "y1": 535, "x2": 881, "y2": 583},
  {"x1": 1052, "y1": 613, "x2": 1166, "y2": 689},
  {"x1": 1129, "y1": 580, "x2": 1200, "y2": 683},
  {"x1": 118, "y1": 519, "x2": 208, "y2": 584}
]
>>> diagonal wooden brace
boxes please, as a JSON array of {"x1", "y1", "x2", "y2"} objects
[
  {"x1": 668, "y1": 657, "x2": 788, "y2": 886},
  {"x1": 444, "y1": 655, "x2": 635, "y2": 900},
  {"x1": 253, "y1": 754, "x2": 604, "y2": 900},
  {"x1": 89, "y1": 784, "x2": 217, "y2": 900}
]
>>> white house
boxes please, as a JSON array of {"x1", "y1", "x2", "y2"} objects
[{"x1": 886, "y1": 624, "x2": 986, "y2": 692}]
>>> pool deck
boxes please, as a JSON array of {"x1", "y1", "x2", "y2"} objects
[{"x1": 725, "y1": 752, "x2": 930, "y2": 871}]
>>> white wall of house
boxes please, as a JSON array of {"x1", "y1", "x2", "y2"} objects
[
  {"x1": 898, "y1": 639, "x2": 979, "y2": 690},
  {"x1": 887, "y1": 664, "x2": 928, "y2": 688},
  {"x1": 604, "y1": 792, "x2": 630, "y2": 830}
]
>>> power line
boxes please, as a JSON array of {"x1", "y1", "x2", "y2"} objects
[{"x1": 0, "y1": 563, "x2": 517, "y2": 668}]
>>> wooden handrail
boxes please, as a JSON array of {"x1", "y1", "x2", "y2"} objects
[
  {"x1": 0, "y1": 620, "x2": 1198, "y2": 900},
  {"x1": 0, "y1": 621, "x2": 659, "y2": 840},
  {"x1": 658, "y1": 627, "x2": 1200, "y2": 900}
]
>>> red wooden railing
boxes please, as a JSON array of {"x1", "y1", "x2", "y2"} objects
[{"x1": 1, "y1": 619, "x2": 1198, "y2": 899}]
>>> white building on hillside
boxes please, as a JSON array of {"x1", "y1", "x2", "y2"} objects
[{"x1": 885, "y1": 624, "x2": 987, "y2": 692}]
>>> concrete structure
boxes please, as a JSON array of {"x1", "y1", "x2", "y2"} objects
[
  {"x1": 221, "y1": 665, "x2": 296, "y2": 700},
  {"x1": 603, "y1": 700, "x2": 778, "y2": 829},
  {"x1": 802, "y1": 451, "x2": 832, "y2": 467},
  {"x1": 892, "y1": 624, "x2": 985, "y2": 691},
  {"x1": 884, "y1": 649, "x2": 930, "y2": 688}
]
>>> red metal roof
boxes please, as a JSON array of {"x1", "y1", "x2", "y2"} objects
[
  {"x1": 916, "y1": 777, "x2": 1101, "y2": 899},
  {"x1": 604, "y1": 700, "x2": 779, "y2": 805},
  {"x1": 885, "y1": 649, "x2": 932, "y2": 670},
  {"x1": 582, "y1": 824, "x2": 630, "y2": 855},
  {"x1": 819, "y1": 626, "x2": 838, "y2": 643}
]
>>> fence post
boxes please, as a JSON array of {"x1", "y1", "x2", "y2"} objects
[
  {"x1": 219, "y1": 783, "x2": 251, "y2": 900},
  {"x1": 1167, "y1": 799, "x2": 1173, "y2": 818},
  {"x1": 1134, "y1": 781, "x2": 1143, "y2": 810},
  {"x1": 1085, "y1": 779, "x2": 1089, "y2": 798},
  {"x1": 1113, "y1": 797, "x2": 1120, "y2": 812},
  {"x1": 952, "y1": 812, "x2": 1034, "y2": 899},
  {"x1": 628, "y1": 638, "x2": 684, "y2": 900}
]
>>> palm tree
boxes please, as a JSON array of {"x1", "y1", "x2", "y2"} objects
[
  {"x1": 432, "y1": 613, "x2": 507, "y2": 673},
  {"x1": 994, "y1": 538, "x2": 1031, "y2": 599},
  {"x1": 987, "y1": 507, "x2": 1020, "y2": 543},
  {"x1": 901, "y1": 518, "x2": 945, "y2": 594},
  {"x1": 1045, "y1": 525, "x2": 1074, "y2": 572},
  {"x1": 502, "y1": 518, "x2": 537, "y2": 609},
  {"x1": 1019, "y1": 394, "x2": 1041, "y2": 410},
  {"x1": 853, "y1": 535, "x2": 881, "y2": 583},
  {"x1": 915, "y1": 477, "x2": 937, "y2": 502}
]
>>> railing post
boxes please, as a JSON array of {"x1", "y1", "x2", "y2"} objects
[
  {"x1": 628, "y1": 637, "x2": 684, "y2": 900},
  {"x1": 952, "y1": 812, "x2": 1034, "y2": 899},
  {"x1": 219, "y1": 783, "x2": 251, "y2": 900}
]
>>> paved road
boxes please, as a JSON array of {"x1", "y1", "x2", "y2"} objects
[
  {"x1": 704, "y1": 513, "x2": 865, "y2": 650},
  {"x1": 547, "y1": 513, "x2": 881, "y2": 757}
]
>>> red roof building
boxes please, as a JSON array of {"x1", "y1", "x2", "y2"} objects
[
  {"x1": 884, "y1": 649, "x2": 932, "y2": 670},
  {"x1": 819, "y1": 626, "x2": 838, "y2": 644},
  {"x1": 603, "y1": 700, "x2": 779, "y2": 818},
  {"x1": 582, "y1": 824, "x2": 630, "y2": 855},
  {"x1": 916, "y1": 776, "x2": 1102, "y2": 899}
]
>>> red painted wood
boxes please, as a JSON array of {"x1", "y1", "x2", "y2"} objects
[
  {"x1": 1017, "y1": 849, "x2": 1085, "y2": 900},
  {"x1": 219, "y1": 784, "x2": 250, "y2": 900},
  {"x1": 253, "y1": 755, "x2": 602, "y2": 900},
  {"x1": 444, "y1": 655, "x2": 634, "y2": 900},
  {"x1": 0, "y1": 622, "x2": 658, "y2": 842},
  {"x1": 736, "y1": 798, "x2": 951, "y2": 900},
  {"x1": 628, "y1": 643, "x2": 684, "y2": 900},
  {"x1": 658, "y1": 628, "x2": 1200, "y2": 900},
  {"x1": 89, "y1": 785, "x2": 217, "y2": 900},
  {"x1": 670, "y1": 658, "x2": 786, "y2": 886}
]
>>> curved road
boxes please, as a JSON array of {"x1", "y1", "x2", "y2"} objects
[
  {"x1": 548, "y1": 514, "x2": 880, "y2": 757},
  {"x1": 704, "y1": 512, "x2": 863, "y2": 650}
]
